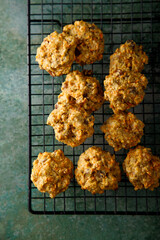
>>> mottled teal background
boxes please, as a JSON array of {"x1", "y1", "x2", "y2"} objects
[{"x1": 1, "y1": 0, "x2": 160, "y2": 239}]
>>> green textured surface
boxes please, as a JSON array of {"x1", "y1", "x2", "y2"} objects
[{"x1": 1, "y1": 0, "x2": 160, "y2": 239}]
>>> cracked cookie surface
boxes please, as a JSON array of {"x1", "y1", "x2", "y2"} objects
[
  {"x1": 75, "y1": 146, "x2": 121, "y2": 194},
  {"x1": 47, "y1": 104, "x2": 94, "y2": 147},
  {"x1": 101, "y1": 112, "x2": 144, "y2": 151},
  {"x1": 63, "y1": 20, "x2": 104, "y2": 65},
  {"x1": 61, "y1": 70, "x2": 104, "y2": 114},
  {"x1": 109, "y1": 40, "x2": 148, "y2": 73},
  {"x1": 104, "y1": 70, "x2": 148, "y2": 113},
  {"x1": 36, "y1": 31, "x2": 77, "y2": 77},
  {"x1": 31, "y1": 150, "x2": 73, "y2": 198},
  {"x1": 123, "y1": 146, "x2": 160, "y2": 190}
]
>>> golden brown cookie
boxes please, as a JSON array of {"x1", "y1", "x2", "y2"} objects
[
  {"x1": 123, "y1": 146, "x2": 160, "y2": 191},
  {"x1": 109, "y1": 40, "x2": 148, "y2": 73},
  {"x1": 63, "y1": 20, "x2": 104, "y2": 65},
  {"x1": 101, "y1": 112, "x2": 144, "y2": 151},
  {"x1": 61, "y1": 70, "x2": 104, "y2": 114},
  {"x1": 75, "y1": 146, "x2": 121, "y2": 194},
  {"x1": 47, "y1": 104, "x2": 94, "y2": 147},
  {"x1": 56, "y1": 91, "x2": 77, "y2": 109},
  {"x1": 104, "y1": 70, "x2": 148, "y2": 113},
  {"x1": 36, "y1": 31, "x2": 77, "y2": 77},
  {"x1": 31, "y1": 150, "x2": 73, "y2": 198}
]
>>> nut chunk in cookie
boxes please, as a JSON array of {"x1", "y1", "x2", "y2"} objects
[
  {"x1": 75, "y1": 146, "x2": 121, "y2": 194},
  {"x1": 47, "y1": 104, "x2": 94, "y2": 147},
  {"x1": 123, "y1": 146, "x2": 160, "y2": 191},
  {"x1": 104, "y1": 70, "x2": 148, "y2": 113},
  {"x1": 31, "y1": 150, "x2": 73, "y2": 198},
  {"x1": 63, "y1": 20, "x2": 104, "y2": 65},
  {"x1": 61, "y1": 70, "x2": 104, "y2": 114},
  {"x1": 36, "y1": 31, "x2": 77, "y2": 77},
  {"x1": 101, "y1": 112, "x2": 144, "y2": 152},
  {"x1": 109, "y1": 40, "x2": 148, "y2": 73}
]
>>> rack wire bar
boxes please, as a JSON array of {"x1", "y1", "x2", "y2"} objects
[{"x1": 28, "y1": 0, "x2": 160, "y2": 215}]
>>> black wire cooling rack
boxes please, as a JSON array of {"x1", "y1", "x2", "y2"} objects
[{"x1": 28, "y1": 0, "x2": 160, "y2": 215}]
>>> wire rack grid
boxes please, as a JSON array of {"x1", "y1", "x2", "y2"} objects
[{"x1": 28, "y1": 0, "x2": 160, "y2": 215}]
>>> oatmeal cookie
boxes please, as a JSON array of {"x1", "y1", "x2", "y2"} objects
[
  {"x1": 101, "y1": 112, "x2": 144, "y2": 151},
  {"x1": 63, "y1": 20, "x2": 104, "y2": 65},
  {"x1": 61, "y1": 70, "x2": 104, "y2": 114},
  {"x1": 123, "y1": 146, "x2": 160, "y2": 190},
  {"x1": 104, "y1": 70, "x2": 148, "y2": 113},
  {"x1": 56, "y1": 91, "x2": 77, "y2": 109},
  {"x1": 31, "y1": 150, "x2": 73, "y2": 198},
  {"x1": 75, "y1": 146, "x2": 121, "y2": 194},
  {"x1": 36, "y1": 31, "x2": 77, "y2": 77},
  {"x1": 47, "y1": 104, "x2": 94, "y2": 147},
  {"x1": 109, "y1": 40, "x2": 148, "y2": 73}
]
